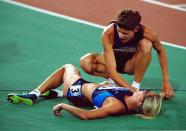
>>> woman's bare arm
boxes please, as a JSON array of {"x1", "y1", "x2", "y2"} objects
[{"x1": 53, "y1": 102, "x2": 123, "y2": 120}]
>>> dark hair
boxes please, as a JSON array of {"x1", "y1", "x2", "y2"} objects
[{"x1": 116, "y1": 9, "x2": 141, "y2": 30}]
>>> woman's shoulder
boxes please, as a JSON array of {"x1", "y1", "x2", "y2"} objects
[
  {"x1": 103, "y1": 97, "x2": 126, "y2": 115},
  {"x1": 102, "y1": 23, "x2": 115, "y2": 35}
]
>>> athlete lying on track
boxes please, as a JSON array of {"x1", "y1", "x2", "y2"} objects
[{"x1": 7, "y1": 64, "x2": 163, "y2": 119}]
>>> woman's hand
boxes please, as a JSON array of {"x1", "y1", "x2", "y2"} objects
[
  {"x1": 162, "y1": 81, "x2": 174, "y2": 99},
  {"x1": 53, "y1": 103, "x2": 63, "y2": 116},
  {"x1": 159, "y1": 92, "x2": 165, "y2": 98}
]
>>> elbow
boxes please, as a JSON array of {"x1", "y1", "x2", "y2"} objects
[
  {"x1": 79, "y1": 112, "x2": 90, "y2": 120},
  {"x1": 80, "y1": 115, "x2": 88, "y2": 120},
  {"x1": 157, "y1": 48, "x2": 165, "y2": 56},
  {"x1": 107, "y1": 69, "x2": 116, "y2": 78},
  {"x1": 79, "y1": 111, "x2": 98, "y2": 120},
  {"x1": 107, "y1": 72, "x2": 113, "y2": 78}
]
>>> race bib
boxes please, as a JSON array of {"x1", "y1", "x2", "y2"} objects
[{"x1": 68, "y1": 85, "x2": 82, "y2": 97}]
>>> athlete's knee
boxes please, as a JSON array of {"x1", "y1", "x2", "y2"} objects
[
  {"x1": 62, "y1": 64, "x2": 73, "y2": 68},
  {"x1": 60, "y1": 64, "x2": 73, "y2": 72},
  {"x1": 80, "y1": 53, "x2": 99, "y2": 74},
  {"x1": 54, "y1": 64, "x2": 71, "y2": 77},
  {"x1": 62, "y1": 64, "x2": 80, "y2": 75},
  {"x1": 138, "y1": 39, "x2": 153, "y2": 54}
]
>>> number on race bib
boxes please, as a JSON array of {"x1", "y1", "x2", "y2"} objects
[{"x1": 69, "y1": 85, "x2": 82, "y2": 96}]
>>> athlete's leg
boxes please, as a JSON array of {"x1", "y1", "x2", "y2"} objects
[
  {"x1": 134, "y1": 39, "x2": 152, "y2": 83},
  {"x1": 80, "y1": 53, "x2": 108, "y2": 78},
  {"x1": 123, "y1": 39, "x2": 152, "y2": 89},
  {"x1": 35, "y1": 64, "x2": 81, "y2": 96},
  {"x1": 7, "y1": 64, "x2": 81, "y2": 104}
]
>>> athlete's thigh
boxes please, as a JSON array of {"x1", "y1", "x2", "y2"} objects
[
  {"x1": 123, "y1": 55, "x2": 136, "y2": 74},
  {"x1": 62, "y1": 64, "x2": 81, "y2": 96}
]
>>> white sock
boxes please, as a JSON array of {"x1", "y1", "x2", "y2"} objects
[
  {"x1": 131, "y1": 81, "x2": 141, "y2": 90},
  {"x1": 29, "y1": 89, "x2": 41, "y2": 97},
  {"x1": 107, "y1": 78, "x2": 118, "y2": 86},
  {"x1": 54, "y1": 90, "x2": 63, "y2": 97}
]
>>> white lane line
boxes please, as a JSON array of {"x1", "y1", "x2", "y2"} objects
[
  {"x1": 162, "y1": 41, "x2": 186, "y2": 50},
  {"x1": 142, "y1": 0, "x2": 186, "y2": 12},
  {"x1": 1, "y1": 0, "x2": 186, "y2": 50},
  {"x1": 174, "y1": 4, "x2": 186, "y2": 8}
]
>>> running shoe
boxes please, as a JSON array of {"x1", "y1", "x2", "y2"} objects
[{"x1": 7, "y1": 93, "x2": 37, "y2": 105}]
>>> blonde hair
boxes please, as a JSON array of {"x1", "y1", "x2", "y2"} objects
[{"x1": 136, "y1": 95, "x2": 163, "y2": 119}]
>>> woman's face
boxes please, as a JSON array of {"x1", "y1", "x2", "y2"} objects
[
  {"x1": 117, "y1": 26, "x2": 136, "y2": 43},
  {"x1": 132, "y1": 91, "x2": 146, "y2": 106}
]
